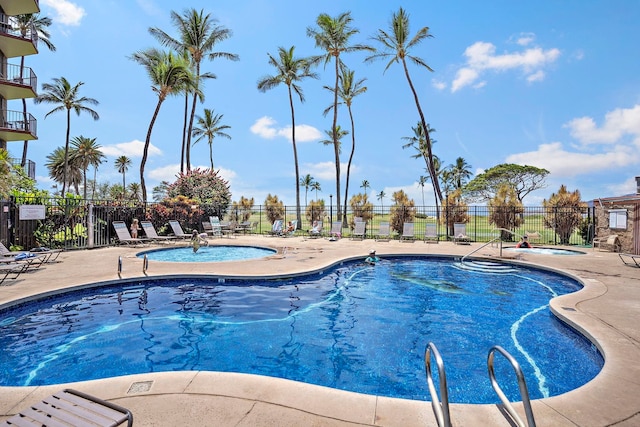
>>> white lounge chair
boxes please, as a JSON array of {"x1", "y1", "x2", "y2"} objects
[
  {"x1": 328, "y1": 221, "x2": 342, "y2": 240},
  {"x1": 376, "y1": 222, "x2": 390, "y2": 242},
  {"x1": 351, "y1": 221, "x2": 366, "y2": 240},
  {"x1": 168, "y1": 220, "x2": 192, "y2": 239},
  {"x1": 265, "y1": 219, "x2": 284, "y2": 237},
  {"x1": 113, "y1": 221, "x2": 151, "y2": 245},
  {"x1": 141, "y1": 221, "x2": 177, "y2": 243},
  {"x1": 308, "y1": 220, "x2": 323, "y2": 238},
  {"x1": 282, "y1": 220, "x2": 298, "y2": 237},
  {"x1": 401, "y1": 222, "x2": 415, "y2": 242},
  {"x1": 452, "y1": 223, "x2": 471, "y2": 245},
  {"x1": 424, "y1": 223, "x2": 439, "y2": 244}
]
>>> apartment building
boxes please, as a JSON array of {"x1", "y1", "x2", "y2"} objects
[{"x1": 0, "y1": 0, "x2": 40, "y2": 178}]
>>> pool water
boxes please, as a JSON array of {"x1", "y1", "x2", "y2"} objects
[
  {"x1": 504, "y1": 247, "x2": 586, "y2": 255},
  {"x1": 0, "y1": 257, "x2": 602, "y2": 404},
  {"x1": 137, "y1": 245, "x2": 277, "y2": 262}
]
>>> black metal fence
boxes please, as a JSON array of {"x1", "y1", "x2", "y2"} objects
[{"x1": 0, "y1": 196, "x2": 596, "y2": 251}]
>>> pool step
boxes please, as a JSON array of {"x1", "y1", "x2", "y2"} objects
[{"x1": 455, "y1": 260, "x2": 517, "y2": 274}]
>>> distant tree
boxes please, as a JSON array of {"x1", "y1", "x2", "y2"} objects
[
  {"x1": 192, "y1": 108, "x2": 231, "y2": 170},
  {"x1": 448, "y1": 157, "x2": 472, "y2": 190},
  {"x1": 258, "y1": 46, "x2": 318, "y2": 228},
  {"x1": 34, "y1": 77, "x2": 99, "y2": 196},
  {"x1": 70, "y1": 136, "x2": 104, "y2": 200},
  {"x1": 264, "y1": 194, "x2": 285, "y2": 225},
  {"x1": 300, "y1": 174, "x2": 315, "y2": 206},
  {"x1": 305, "y1": 199, "x2": 325, "y2": 223},
  {"x1": 114, "y1": 155, "x2": 132, "y2": 192},
  {"x1": 377, "y1": 190, "x2": 386, "y2": 212},
  {"x1": 166, "y1": 168, "x2": 232, "y2": 219},
  {"x1": 231, "y1": 196, "x2": 254, "y2": 222},
  {"x1": 46, "y1": 147, "x2": 82, "y2": 195},
  {"x1": 152, "y1": 181, "x2": 170, "y2": 202},
  {"x1": 464, "y1": 163, "x2": 549, "y2": 203},
  {"x1": 543, "y1": 185, "x2": 586, "y2": 244},
  {"x1": 127, "y1": 183, "x2": 143, "y2": 202},
  {"x1": 389, "y1": 190, "x2": 416, "y2": 234},
  {"x1": 307, "y1": 11, "x2": 373, "y2": 221},
  {"x1": 360, "y1": 179, "x2": 370, "y2": 196},
  {"x1": 311, "y1": 181, "x2": 322, "y2": 201},
  {"x1": 367, "y1": 7, "x2": 442, "y2": 205},
  {"x1": 440, "y1": 189, "x2": 469, "y2": 237},
  {"x1": 349, "y1": 193, "x2": 373, "y2": 230},
  {"x1": 417, "y1": 175, "x2": 428, "y2": 206},
  {"x1": 488, "y1": 184, "x2": 524, "y2": 241}
]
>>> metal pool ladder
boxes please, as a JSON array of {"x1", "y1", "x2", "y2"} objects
[{"x1": 424, "y1": 343, "x2": 537, "y2": 427}]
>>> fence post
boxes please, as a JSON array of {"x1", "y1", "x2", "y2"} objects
[{"x1": 87, "y1": 203, "x2": 94, "y2": 248}]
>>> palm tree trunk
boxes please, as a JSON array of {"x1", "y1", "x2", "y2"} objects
[
  {"x1": 209, "y1": 142, "x2": 214, "y2": 170},
  {"x1": 288, "y1": 87, "x2": 302, "y2": 228},
  {"x1": 343, "y1": 106, "x2": 356, "y2": 221},
  {"x1": 19, "y1": 56, "x2": 28, "y2": 167},
  {"x1": 62, "y1": 110, "x2": 71, "y2": 196},
  {"x1": 180, "y1": 93, "x2": 188, "y2": 173},
  {"x1": 401, "y1": 59, "x2": 443, "y2": 206},
  {"x1": 186, "y1": 91, "x2": 197, "y2": 173},
  {"x1": 141, "y1": 100, "x2": 164, "y2": 204},
  {"x1": 332, "y1": 57, "x2": 342, "y2": 221}
]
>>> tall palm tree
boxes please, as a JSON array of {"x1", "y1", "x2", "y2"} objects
[
  {"x1": 149, "y1": 8, "x2": 239, "y2": 173},
  {"x1": 418, "y1": 175, "x2": 428, "y2": 206},
  {"x1": 448, "y1": 157, "x2": 473, "y2": 190},
  {"x1": 320, "y1": 125, "x2": 348, "y2": 156},
  {"x1": 114, "y1": 155, "x2": 132, "y2": 191},
  {"x1": 307, "y1": 12, "x2": 373, "y2": 221},
  {"x1": 257, "y1": 46, "x2": 318, "y2": 227},
  {"x1": 13, "y1": 13, "x2": 56, "y2": 167},
  {"x1": 192, "y1": 108, "x2": 231, "y2": 170},
  {"x1": 70, "y1": 136, "x2": 104, "y2": 200},
  {"x1": 377, "y1": 190, "x2": 386, "y2": 212},
  {"x1": 324, "y1": 64, "x2": 368, "y2": 221},
  {"x1": 130, "y1": 48, "x2": 192, "y2": 203},
  {"x1": 127, "y1": 183, "x2": 142, "y2": 202},
  {"x1": 300, "y1": 174, "x2": 315, "y2": 206},
  {"x1": 34, "y1": 77, "x2": 99, "y2": 196},
  {"x1": 360, "y1": 179, "x2": 370, "y2": 195},
  {"x1": 46, "y1": 147, "x2": 82, "y2": 195},
  {"x1": 311, "y1": 181, "x2": 322, "y2": 201},
  {"x1": 366, "y1": 7, "x2": 442, "y2": 205}
]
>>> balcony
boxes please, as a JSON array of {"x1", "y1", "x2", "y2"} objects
[
  {"x1": 0, "y1": 0, "x2": 39, "y2": 15},
  {"x1": 0, "y1": 15, "x2": 38, "y2": 58},
  {"x1": 0, "y1": 109, "x2": 37, "y2": 141},
  {"x1": 0, "y1": 63, "x2": 37, "y2": 99},
  {"x1": 9, "y1": 157, "x2": 35, "y2": 179}
]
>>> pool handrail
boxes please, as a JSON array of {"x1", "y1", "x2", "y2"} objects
[
  {"x1": 487, "y1": 345, "x2": 537, "y2": 427},
  {"x1": 461, "y1": 228, "x2": 527, "y2": 262},
  {"x1": 424, "y1": 342, "x2": 451, "y2": 427}
]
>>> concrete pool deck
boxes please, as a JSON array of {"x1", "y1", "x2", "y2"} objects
[{"x1": 0, "y1": 235, "x2": 639, "y2": 426}]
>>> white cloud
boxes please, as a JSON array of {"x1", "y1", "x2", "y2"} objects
[
  {"x1": 506, "y1": 142, "x2": 640, "y2": 177},
  {"x1": 41, "y1": 0, "x2": 85, "y2": 26},
  {"x1": 101, "y1": 139, "x2": 162, "y2": 158},
  {"x1": 451, "y1": 38, "x2": 561, "y2": 92},
  {"x1": 432, "y1": 79, "x2": 447, "y2": 91},
  {"x1": 250, "y1": 116, "x2": 322, "y2": 142},
  {"x1": 564, "y1": 104, "x2": 640, "y2": 146},
  {"x1": 515, "y1": 33, "x2": 536, "y2": 46},
  {"x1": 302, "y1": 161, "x2": 342, "y2": 181}
]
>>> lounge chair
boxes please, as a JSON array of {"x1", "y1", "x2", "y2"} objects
[
  {"x1": 0, "y1": 262, "x2": 29, "y2": 285},
  {"x1": 376, "y1": 222, "x2": 391, "y2": 242},
  {"x1": 1, "y1": 252, "x2": 47, "y2": 271},
  {"x1": 113, "y1": 221, "x2": 151, "y2": 245},
  {"x1": 351, "y1": 221, "x2": 366, "y2": 240},
  {"x1": 327, "y1": 221, "x2": 342, "y2": 240},
  {"x1": 453, "y1": 223, "x2": 471, "y2": 245},
  {"x1": 265, "y1": 219, "x2": 284, "y2": 237},
  {"x1": 401, "y1": 222, "x2": 415, "y2": 242},
  {"x1": 282, "y1": 220, "x2": 298, "y2": 237},
  {"x1": 141, "y1": 221, "x2": 178, "y2": 243},
  {"x1": 235, "y1": 221, "x2": 253, "y2": 234},
  {"x1": 3, "y1": 388, "x2": 133, "y2": 427},
  {"x1": 29, "y1": 247, "x2": 64, "y2": 263},
  {"x1": 168, "y1": 220, "x2": 192, "y2": 239},
  {"x1": 308, "y1": 220, "x2": 323, "y2": 238},
  {"x1": 0, "y1": 242, "x2": 22, "y2": 257},
  {"x1": 593, "y1": 234, "x2": 621, "y2": 252},
  {"x1": 619, "y1": 253, "x2": 640, "y2": 267},
  {"x1": 423, "y1": 223, "x2": 439, "y2": 243}
]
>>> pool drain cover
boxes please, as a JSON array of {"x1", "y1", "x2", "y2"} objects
[{"x1": 128, "y1": 380, "x2": 153, "y2": 394}]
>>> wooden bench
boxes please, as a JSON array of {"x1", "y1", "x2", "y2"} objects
[{"x1": 4, "y1": 389, "x2": 133, "y2": 426}]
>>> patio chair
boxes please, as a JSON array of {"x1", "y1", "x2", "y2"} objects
[
  {"x1": 3, "y1": 388, "x2": 133, "y2": 427},
  {"x1": 265, "y1": 219, "x2": 284, "y2": 237},
  {"x1": 1, "y1": 252, "x2": 48, "y2": 271},
  {"x1": 423, "y1": 223, "x2": 439, "y2": 243},
  {"x1": 308, "y1": 220, "x2": 323, "y2": 238},
  {"x1": 401, "y1": 222, "x2": 415, "y2": 242},
  {"x1": 29, "y1": 246, "x2": 64, "y2": 262},
  {"x1": 235, "y1": 221, "x2": 253, "y2": 234},
  {"x1": 168, "y1": 220, "x2": 192, "y2": 239},
  {"x1": 351, "y1": 221, "x2": 366, "y2": 240},
  {"x1": 113, "y1": 221, "x2": 151, "y2": 245},
  {"x1": 452, "y1": 223, "x2": 471, "y2": 245},
  {"x1": 282, "y1": 220, "x2": 298, "y2": 237},
  {"x1": 619, "y1": 253, "x2": 640, "y2": 268},
  {"x1": 1, "y1": 242, "x2": 22, "y2": 257},
  {"x1": 0, "y1": 262, "x2": 29, "y2": 285},
  {"x1": 593, "y1": 234, "x2": 621, "y2": 252},
  {"x1": 376, "y1": 222, "x2": 391, "y2": 242},
  {"x1": 141, "y1": 220, "x2": 178, "y2": 243},
  {"x1": 327, "y1": 221, "x2": 342, "y2": 240},
  {"x1": 202, "y1": 221, "x2": 222, "y2": 238}
]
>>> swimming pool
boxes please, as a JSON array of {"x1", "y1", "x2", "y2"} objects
[
  {"x1": 137, "y1": 245, "x2": 277, "y2": 262},
  {"x1": 0, "y1": 257, "x2": 602, "y2": 404},
  {"x1": 504, "y1": 247, "x2": 586, "y2": 255}
]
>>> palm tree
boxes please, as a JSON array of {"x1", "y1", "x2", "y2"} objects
[
  {"x1": 320, "y1": 125, "x2": 348, "y2": 155},
  {"x1": 46, "y1": 147, "x2": 82, "y2": 195},
  {"x1": 70, "y1": 136, "x2": 104, "y2": 200},
  {"x1": 192, "y1": 108, "x2": 231, "y2": 170},
  {"x1": 114, "y1": 155, "x2": 132, "y2": 192},
  {"x1": 366, "y1": 7, "x2": 442, "y2": 205},
  {"x1": 150, "y1": 8, "x2": 239, "y2": 173},
  {"x1": 307, "y1": 12, "x2": 373, "y2": 221},
  {"x1": 377, "y1": 190, "x2": 386, "y2": 212},
  {"x1": 13, "y1": 13, "x2": 56, "y2": 167},
  {"x1": 127, "y1": 183, "x2": 143, "y2": 202},
  {"x1": 324, "y1": 64, "x2": 368, "y2": 222},
  {"x1": 300, "y1": 174, "x2": 315, "y2": 206},
  {"x1": 448, "y1": 157, "x2": 473, "y2": 190},
  {"x1": 257, "y1": 45, "x2": 318, "y2": 227},
  {"x1": 360, "y1": 180, "x2": 370, "y2": 195},
  {"x1": 418, "y1": 175, "x2": 428, "y2": 206},
  {"x1": 130, "y1": 48, "x2": 192, "y2": 203},
  {"x1": 34, "y1": 77, "x2": 99, "y2": 196},
  {"x1": 311, "y1": 181, "x2": 322, "y2": 201}
]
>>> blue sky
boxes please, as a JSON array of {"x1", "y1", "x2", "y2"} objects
[{"x1": 8, "y1": 0, "x2": 640, "y2": 206}]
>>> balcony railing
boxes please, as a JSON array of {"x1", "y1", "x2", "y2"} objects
[
  {"x1": 0, "y1": 14, "x2": 38, "y2": 57},
  {"x1": 0, "y1": 62, "x2": 37, "y2": 99},
  {"x1": 9, "y1": 157, "x2": 35, "y2": 179},
  {"x1": 0, "y1": 109, "x2": 37, "y2": 141}
]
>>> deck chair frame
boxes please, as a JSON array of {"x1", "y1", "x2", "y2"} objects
[
  {"x1": 423, "y1": 223, "x2": 439, "y2": 243},
  {"x1": 376, "y1": 222, "x2": 391, "y2": 242},
  {"x1": 168, "y1": 220, "x2": 192, "y2": 239},
  {"x1": 452, "y1": 223, "x2": 471, "y2": 245},
  {"x1": 351, "y1": 221, "x2": 366, "y2": 240},
  {"x1": 619, "y1": 253, "x2": 640, "y2": 267},
  {"x1": 401, "y1": 222, "x2": 415, "y2": 242},
  {"x1": 113, "y1": 221, "x2": 151, "y2": 246},
  {"x1": 141, "y1": 221, "x2": 178, "y2": 244}
]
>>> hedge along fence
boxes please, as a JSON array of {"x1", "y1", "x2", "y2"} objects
[{"x1": 1, "y1": 196, "x2": 596, "y2": 250}]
